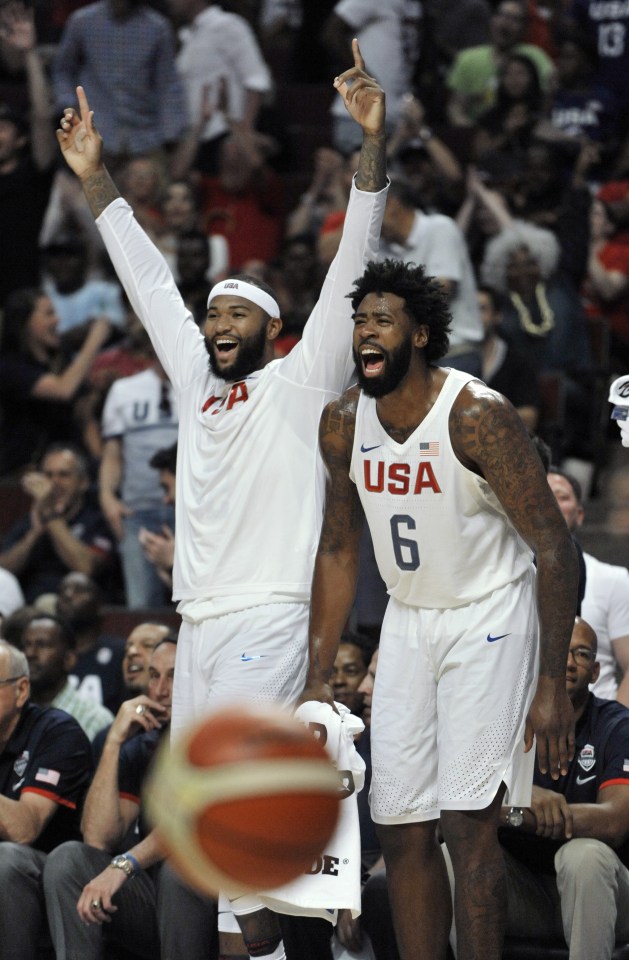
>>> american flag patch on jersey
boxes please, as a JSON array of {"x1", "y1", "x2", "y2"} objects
[
  {"x1": 35, "y1": 768, "x2": 60, "y2": 786},
  {"x1": 419, "y1": 442, "x2": 439, "y2": 456}
]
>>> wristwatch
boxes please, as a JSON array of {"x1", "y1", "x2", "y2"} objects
[
  {"x1": 506, "y1": 806, "x2": 524, "y2": 828},
  {"x1": 110, "y1": 853, "x2": 140, "y2": 878}
]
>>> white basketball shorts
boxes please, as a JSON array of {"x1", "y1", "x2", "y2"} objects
[
  {"x1": 171, "y1": 601, "x2": 310, "y2": 742},
  {"x1": 370, "y1": 566, "x2": 538, "y2": 823}
]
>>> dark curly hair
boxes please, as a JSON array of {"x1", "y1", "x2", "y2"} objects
[{"x1": 348, "y1": 259, "x2": 452, "y2": 362}]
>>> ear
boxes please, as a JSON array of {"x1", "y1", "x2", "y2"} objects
[
  {"x1": 64, "y1": 649, "x2": 77, "y2": 673},
  {"x1": 413, "y1": 324, "x2": 429, "y2": 349},
  {"x1": 15, "y1": 677, "x2": 30, "y2": 709},
  {"x1": 591, "y1": 660, "x2": 600, "y2": 685},
  {"x1": 265, "y1": 315, "x2": 283, "y2": 342},
  {"x1": 576, "y1": 506, "x2": 585, "y2": 529}
]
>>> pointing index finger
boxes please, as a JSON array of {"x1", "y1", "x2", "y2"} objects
[
  {"x1": 76, "y1": 86, "x2": 93, "y2": 130},
  {"x1": 352, "y1": 38, "x2": 365, "y2": 72}
]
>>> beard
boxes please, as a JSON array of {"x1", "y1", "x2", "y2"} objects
[
  {"x1": 353, "y1": 336, "x2": 413, "y2": 398},
  {"x1": 205, "y1": 323, "x2": 267, "y2": 381}
]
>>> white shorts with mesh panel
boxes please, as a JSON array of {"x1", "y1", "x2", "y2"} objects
[
  {"x1": 370, "y1": 566, "x2": 538, "y2": 823},
  {"x1": 171, "y1": 602, "x2": 309, "y2": 742}
]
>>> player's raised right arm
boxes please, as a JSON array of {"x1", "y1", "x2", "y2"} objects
[
  {"x1": 301, "y1": 393, "x2": 364, "y2": 706},
  {"x1": 56, "y1": 87, "x2": 119, "y2": 218}
]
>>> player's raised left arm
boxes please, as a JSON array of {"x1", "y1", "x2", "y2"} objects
[
  {"x1": 450, "y1": 383, "x2": 578, "y2": 779},
  {"x1": 301, "y1": 393, "x2": 365, "y2": 706}
]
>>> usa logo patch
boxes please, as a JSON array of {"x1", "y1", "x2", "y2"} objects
[{"x1": 578, "y1": 744, "x2": 595, "y2": 772}]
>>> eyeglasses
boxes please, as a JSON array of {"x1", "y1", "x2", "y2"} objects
[
  {"x1": 0, "y1": 676, "x2": 25, "y2": 687},
  {"x1": 568, "y1": 647, "x2": 596, "y2": 666}
]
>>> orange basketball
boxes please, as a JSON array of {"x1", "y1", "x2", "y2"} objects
[{"x1": 144, "y1": 706, "x2": 341, "y2": 896}]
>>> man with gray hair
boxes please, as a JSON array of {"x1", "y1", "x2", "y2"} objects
[{"x1": 0, "y1": 639, "x2": 92, "y2": 959}]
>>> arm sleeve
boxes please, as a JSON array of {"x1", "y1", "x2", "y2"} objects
[
  {"x1": 96, "y1": 200, "x2": 208, "y2": 393},
  {"x1": 277, "y1": 179, "x2": 388, "y2": 392}
]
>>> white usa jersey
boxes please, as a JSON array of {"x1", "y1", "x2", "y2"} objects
[
  {"x1": 350, "y1": 368, "x2": 533, "y2": 609},
  {"x1": 96, "y1": 182, "x2": 387, "y2": 612}
]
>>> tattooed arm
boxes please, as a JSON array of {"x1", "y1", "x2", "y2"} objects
[
  {"x1": 301, "y1": 390, "x2": 365, "y2": 706},
  {"x1": 56, "y1": 86, "x2": 119, "y2": 218},
  {"x1": 450, "y1": 381, "x2": 578, "y2": 779}
]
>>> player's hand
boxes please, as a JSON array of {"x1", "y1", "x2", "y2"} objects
[
  {"x1": 297, "y1": 679, "x2": 336, "y2": 710},
  {"x1": 336, "y1": 908, "x2": 362, "y2": 952},
  {"x1": 56, "y1": 86, "x2": 104, "y2": 180},
  {"x1": 333, "y1": 39, "x2": 385, "y2": 137},
  {"x1": 530, "y1": 786, "x2": 574, "y2": 840},
  {"x1": 524, "y1": 675, "x2": 575, "y2": 780},
  {"x1": 77, "y1": 865, "x2": 126, "y2": 925}
]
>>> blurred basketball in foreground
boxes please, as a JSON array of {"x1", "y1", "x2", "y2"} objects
[{"x1": 144, "y1": 706, "x2": 341, "y2": 896}]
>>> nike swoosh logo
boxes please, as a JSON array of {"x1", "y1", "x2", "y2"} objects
[
  {"x1": 361, "y1": 443, "x2": 381, "y2": 453},
  {"x1": 576, "y1": 774, "x2": 596, "y2": 785},
  {"x1": 240, "y1": 654, "x2": 266, "y2": 662},
  {"x1": 487, "y1": 633, "x2": 511, "y2": 643}
]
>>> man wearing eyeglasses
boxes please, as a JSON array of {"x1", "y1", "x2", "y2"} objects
[
  {"x1": 479, "y1": 617, "x2": 629, "y2": 960},
  {"x1": 0, "y1": 638, "x2": 92, "y2": 959}
]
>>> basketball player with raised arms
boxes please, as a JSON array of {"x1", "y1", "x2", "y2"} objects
[
  {"x1": 55, "y1": 44, "x2": 387, "y2": 960},
  {"x1": 301, "y1": 259, "x2": 579, "y2": 960}
]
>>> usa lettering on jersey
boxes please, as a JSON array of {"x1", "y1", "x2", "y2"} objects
[
  {"x1": 363, "y1": 459, "x2": 442, "y2": 495},
  {"x1": 202, "y1": 382, "x2": 249, "y2": 415}
]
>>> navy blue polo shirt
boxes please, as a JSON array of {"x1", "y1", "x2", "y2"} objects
[
  {"x1": 0, "y1": 702, "x2": 93, "y2": 853},
  {"x1": 501, "y1": 695, "x2": 629, "y2": 872}
]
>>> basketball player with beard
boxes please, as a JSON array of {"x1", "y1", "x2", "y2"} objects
[
  {"x1": 301, "y1": 258, "x2": 579, "y2": 960},
  {"x1": 55, "y1": 42, "x2": 387, "y2": 960}
]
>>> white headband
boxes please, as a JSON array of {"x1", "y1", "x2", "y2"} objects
[{"x1": 207, "y1": 279, "x2": 280, "y2": 318}]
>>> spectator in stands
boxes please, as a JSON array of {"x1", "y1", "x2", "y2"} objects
[
  {"x1": 379, "y1": 178, "x2": 483, "y2": 374},
  {"x1": 41, "y1": 232, "x2": 126, "y2": 348},
  {"x1": 56, "y1": 572, "x2": 126, "y2": 712},
  {"x1": 0, "y1": 289, "x2": 112, "y2": 476},
  {"x1": 446, "y1": 0, "x2": 554, "y2": 127},
  {"x1": 544, "y1": 27, "x2": 622, "y2": 167},
  {"x1": 583, "y1": 188, "x2": 629, "y2": 373},
  {"x1": 322, "y1": 0, "x2": 422, "y2": 154},
  {"x1": 122, "y1": 621, "x2": 173, "y2": 695},
  {"x1": 21, "y1": 612, "x2": 113, "y2": 741},
  {"x1": 117, "y1": 154, "x2": 166, "y2": 240},
  {"x1": 387, "y1": 94, "x2": 464, "y2": 218},
  {"x1": 509, "y1": 139, "x2": 593, "y2": 289},
  {"x1": 479, "y1": 617, "x2": 629, "y2": 960},
  {"x1": 99, "y1": 354, "x2": 178, "y2": 608},
  {"x1": 43, "y1": 637, "x2": 218, "y2": 960},
  {"x1": 139, "y1": 443, "x2": 177, "y2": 592},
  {"x1": 330, "y1": 634, "x2": 370, "y2": 717},
  {"x1": 87, "y1": 300, "x2": 154, "y2": 399},
  {"x1": 169, "y1": 0, "x2": 273, "y2": 176},
  {"x1": 0, "y1": 445, "x2": 115, "y2": 604},
  {"x1": 154, "y1": 178, "x2": 229, "y2": 287},
  {"x1": 52, "y1": 0, "x2": 186, "y2": 171},
  {"x1": 0, "y1": 2, "x2": 56, "y2": 309},
  {"x1": 548, "y1": 469, "x2": 629, "y2": 707},
  {"x1": 478, "y1": 284, "x2": 540, "y2": 432},
  {"x1": 566, "y1": 0, "x2": 629, "y2": 128},
  {"x1": 480, "y1": 220, "x2": 592, "y2": 461},
  {"x1": 0, "y1": 639, "x2": 93, "y2": 960},
  {"x1": 472, "y1": 52, "x2": 544, "y2": 171}
]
